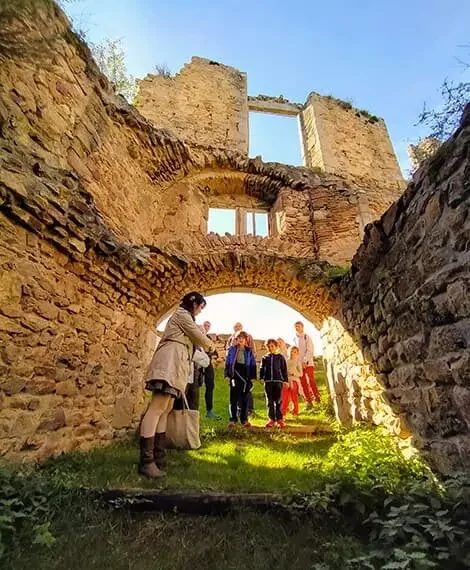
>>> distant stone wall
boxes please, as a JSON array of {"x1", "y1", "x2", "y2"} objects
[
  {"x1": 136, "y1": 60, "x2": 404, "y2": 236},
  {"x1": 300, "y1": 93, "x2": 404, "y2": 198},
  {"x1": 137, "y1": 57, "x2": 249, "y2": 153}
]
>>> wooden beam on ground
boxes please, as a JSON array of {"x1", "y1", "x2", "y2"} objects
[
  {"x1": 249, "y1": 425, "x2": 334, "y2": 436},
  {"x1": 95, "y1": 488, "x2": 291, "y2": 516}
]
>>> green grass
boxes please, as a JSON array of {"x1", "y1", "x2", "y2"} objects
[
  {"x1": 38, "y1": 367, "x2": 337, "y2": 494},
  {"x1": 5, "y1": 363, "x2": 451, "y2": 570},
  {"x1": 4, "y1": 505, "x2": 366, "y2": 570}
]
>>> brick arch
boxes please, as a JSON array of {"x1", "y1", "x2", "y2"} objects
[{"x1": 150, "y1": 252, "x2": 334, "y2": 329}]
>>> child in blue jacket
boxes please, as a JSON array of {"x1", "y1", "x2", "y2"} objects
[{"x1": 224, "y1": 331, "x2": 257, "y2": 427}]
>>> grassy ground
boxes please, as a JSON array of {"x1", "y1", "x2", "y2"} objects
[
  {"x1": 4, "y1": 363, "x2": 454, "y2": 569},
  {"x1": 5, "y1": 506, "x2": 365, "y2": 570},
  {"x1": 4, "y1": 364, "x2": 372, "y2": 569},
  {"x1": 38, "y1": 366, "x2": 337, "y2": 494}
]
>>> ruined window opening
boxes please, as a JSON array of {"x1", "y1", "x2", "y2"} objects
[
  {"x1": 208, "y1": 207, "x2": 270, "y2": 237},
  {"x1": 208, "y1": 208, "x2": 236, "y2": 235},
  {"x1": 248, "y1": 113, "x2": 304, "y2": 166},
  {"x1": 246, "y1": 210, "x2": 269, "y2": 237}
]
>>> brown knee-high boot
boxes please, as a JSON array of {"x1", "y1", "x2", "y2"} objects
[
  {"x1": 138, "y1": 437, "x2": 165, "y2": 478},
  {"x1": 154, "y1": 432, "x2": 167, "y2": 470}
]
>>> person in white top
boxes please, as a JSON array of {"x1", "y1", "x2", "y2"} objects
[{"x1": 294, "y1": 321, "x2": 321, "y2": 409}]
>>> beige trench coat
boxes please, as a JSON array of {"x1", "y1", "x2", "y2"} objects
[{"x1": 146, "y1": 307, "x2": 212, "y2": 393}]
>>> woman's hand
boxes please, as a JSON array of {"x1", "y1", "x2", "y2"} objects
[{"x1": 224, "y1": 377, "x2": 230, "y2": 383}]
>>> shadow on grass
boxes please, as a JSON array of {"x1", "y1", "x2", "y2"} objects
[{"x1": 40, "y1": 429, "x2": 337, "y2": 494}]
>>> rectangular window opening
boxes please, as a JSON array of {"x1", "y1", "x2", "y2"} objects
[
  {"x1": 246, "y1": 210, "x2": 268, "y2": 237},
  {"x1": 249, "y1": 112, "x2": 303, "y2": 166},
  {"x1": 208, "y1": 208, "x2": 235, "y2": 235}
]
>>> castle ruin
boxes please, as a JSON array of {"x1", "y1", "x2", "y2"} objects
[{"x1": 0, "y1": 2, "x2": 469, "y2": 474}]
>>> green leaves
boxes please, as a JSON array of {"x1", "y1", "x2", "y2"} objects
[{"x1": 0, "y1": 469, "x2": 59, "y2": 559}]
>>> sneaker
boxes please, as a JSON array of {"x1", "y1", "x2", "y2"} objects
[
  {"x1": 277, "y1": 420, "x2": 286, "y2": 428},
  {"x1": 265, "y1": 420, "x2": 275, "y2": 428},
  {"x1": 243, "y1": 422, "x2": 252, "y2": 428},
  {"x1": 206, "y1": 410, "x2": 221, "y2": 420},
  {"x1": 228, "y1": 421, "x2": 237, "y2": 427}
]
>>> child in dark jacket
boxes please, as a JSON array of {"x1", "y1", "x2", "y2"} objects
[
  {"x1": 260, "y1": 339, "x2": 288, "y2": 428},
  {"x1": 224, "y1": 332, "x2": 257, "y2": 427}
]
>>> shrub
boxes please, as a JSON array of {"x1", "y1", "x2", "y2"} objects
[{"x1": 0, "y1": 469, "x2": 57, "y2": 559}]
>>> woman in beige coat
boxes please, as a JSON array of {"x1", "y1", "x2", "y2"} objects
[{"x1": 139, "y1": 292, "x2": 213, "y2": 478}]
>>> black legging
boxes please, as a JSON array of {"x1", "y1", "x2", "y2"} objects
[{"x1": 204, "y1": 364, "x2": 215, "y2": 412}]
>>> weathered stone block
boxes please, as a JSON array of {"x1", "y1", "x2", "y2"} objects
[
  {"x1": 37, "y1": 407, "x2": 66, "y2": 431},
  {"x1": 21, "y1": 313, "x2": 50, "y2": 332},
  {"x1": 112, "y1": 397, "x2": 133, "y2": 429},
  {"x1": 55, "y1": 380, "x2": 78, "y2": 397},
  {"x1": 25, "y1": 376, "x2": 56, "y2": 395},
  {"x1": 0, "y1": 315, "x2": 23, "y2": 334},
  {"x1": 428, "y1": 320, "x2": 470, "y2": 357}
]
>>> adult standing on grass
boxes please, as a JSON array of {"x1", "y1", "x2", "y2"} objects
[
  {"x1": 139, "y1": 292, "x2": 213, "y2": 479},
  {"x1": 200, "y1": 320, "x2": 221, "y2": 420},
  {"x1": 294, "y1": 321, "x2": 320, "y2": 410}
]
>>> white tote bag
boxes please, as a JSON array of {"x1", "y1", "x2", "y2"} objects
[
  {"x1": 166, "y1": 395, "x2": 201, "y2": 450},
  {"x1": 192, "y1": 348, "x2": 210, "y2": 368}
]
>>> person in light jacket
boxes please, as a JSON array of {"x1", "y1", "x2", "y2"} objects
[
  {"x1": 139, "y1": 292, "x2": 213, "y2": 478},
  {"x1": 294, "y1": 321, "x2": 321, "y2": 410}
]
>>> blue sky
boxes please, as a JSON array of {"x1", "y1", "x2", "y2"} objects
[
  {"x1": 64, "y1": 0, "x2": 469, "y2": 344},
  {"x1": 66, "y1": 0, "x2": 470, "y2": 171}
]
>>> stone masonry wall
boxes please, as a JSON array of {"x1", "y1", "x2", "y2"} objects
[
  {"x1": 321, "y1": 317, "x2": 413, "y2": 456},
  {"x1": 0, "y1": 1, "x2": 362, "y2": 264},
  {"x1": 137, "y1": 57, "x2": 249, "y2": 153},
  {"x1": 300, "y1": 93, "x2": 405, "y2": 213},
  {"x1": 3, "y1": 1, "x2": 470, "y2": 475},
  {"x1": 0, "y1": 212, "x2": 155, "y2": 461},
  {"x1": 333, "y1": 106, "x2": 470, "y2": 474}
]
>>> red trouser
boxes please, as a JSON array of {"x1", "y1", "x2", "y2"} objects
[
  {"x1": 300, "y1": 366, "x2": 321, "y2": 403},
  {"x1": 281, "y1": 382, "x2": 299, "y2": 416}
]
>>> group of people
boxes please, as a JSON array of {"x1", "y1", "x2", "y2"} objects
[
  {"x1": 138, "y1": 291, "x2": 321, "y2": 479},
  {"x1": 224, "y1": 322, "x2": 320, "y2": 428}
]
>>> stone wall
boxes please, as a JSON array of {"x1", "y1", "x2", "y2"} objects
[
  {"x1": 0, "y1": 212, "x2": 155, "y2": 460},
  {"x1": 321, "y1": 317, "x2": 412, "y2": 456},
  {"x1": 300, "y1": 93, "x2": 405, "y2": 199},
  {"x1": 136, "y1": 59, "x2": 404, "y2": 229},
  {"x1": 137, "y1": 57, "x2": 249, "y2": 153},
  {"x1": 331, "y1": 105, "x2": 470, "y2": 474}
]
